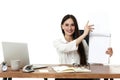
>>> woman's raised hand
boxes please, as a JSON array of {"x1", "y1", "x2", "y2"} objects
[{"x1": 83, "y1": 21, "x2": 94, "y2": 36}]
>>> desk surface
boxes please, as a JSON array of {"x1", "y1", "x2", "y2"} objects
[{"x1": 0, "y1": 64, "x2": 120, "y2": 78}]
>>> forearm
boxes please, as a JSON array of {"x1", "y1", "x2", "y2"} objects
[{"x1": 76, "y1": 33, "x2": 87, "y2": 46}]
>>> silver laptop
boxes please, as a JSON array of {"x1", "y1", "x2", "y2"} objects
[{"x1": 2, "y1": 42, "x2": 30, "y2": 68}]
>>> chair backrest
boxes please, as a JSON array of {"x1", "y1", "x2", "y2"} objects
[{"x1": 79, "y1": 30, "x2": 89, "y2": 45}]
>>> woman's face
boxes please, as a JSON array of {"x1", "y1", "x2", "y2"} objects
[{"x1": 62, "y1": 18, "x2": 75, "y2": 37}]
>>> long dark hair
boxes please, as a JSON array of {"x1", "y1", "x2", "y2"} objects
[{"x1": 61, "y1": 14, "x2": 87, "y2": 65}]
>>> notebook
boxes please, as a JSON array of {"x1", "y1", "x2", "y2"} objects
[
  {"x1": 52, "y1": 66, "x2": 91, "y2": 73},
  {"x1": 2, "y1": 42, "x2": 30, "y2": 68}
]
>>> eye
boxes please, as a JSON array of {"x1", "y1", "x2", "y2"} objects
[
  {"x1": 65, "y1": 24, "x2": 69, "y2": 26},
  {"x1": 71, "y1": 24, "x2": 75, "y2": 26}
]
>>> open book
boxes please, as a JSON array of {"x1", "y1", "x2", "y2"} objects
[{"x1": 52, "y1": 66, "x2": 91, "y2": 73}]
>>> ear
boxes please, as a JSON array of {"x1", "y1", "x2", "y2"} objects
[{"x1": 61, "y1": 25, "x2": 64, "y2": 30}]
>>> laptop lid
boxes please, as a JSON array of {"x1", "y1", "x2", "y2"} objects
[{"x1": 2, "y1": 42, "x2": 30, "y2": 68}]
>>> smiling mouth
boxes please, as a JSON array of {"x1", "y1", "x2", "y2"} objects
[{"x1": 66, "y1": 30, "x2": 74, "y2": 33}]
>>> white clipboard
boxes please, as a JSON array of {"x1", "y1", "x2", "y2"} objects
[{"x1": 88, "y1": 32, "x2": 111, "y2": 64}]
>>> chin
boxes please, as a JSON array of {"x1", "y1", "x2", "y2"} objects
[{"x1": 67, "y1": 33, "x2": 74, "y2": 36}]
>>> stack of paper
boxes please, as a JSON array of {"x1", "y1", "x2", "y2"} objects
[{"x1": 52, "y1": 66, "x2": 91, "y2": 73}]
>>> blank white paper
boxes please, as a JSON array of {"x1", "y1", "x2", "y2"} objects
[{"x1": 88, "y1": 32, "x2": 111, "y2": 64}]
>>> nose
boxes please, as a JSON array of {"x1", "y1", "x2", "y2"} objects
[{"x1": 68, "y1": 25, "x2": 72, "y2": 29}]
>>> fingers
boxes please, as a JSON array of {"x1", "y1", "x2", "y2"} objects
[
  {"x1": 85, "y1": 20, "x2": 94, "y2": 27},
  {"x1": 106, "y1": 51, "x2": 112, "y2": 57},
  {"x1": 85, "y1": 21, "x2": 94, "y2": 32},
  {"x1": 85, "y1": 20, "x2": 89, "y2": 27},
  {"x1": 83, "y1": 21, "x2": 94, "y2": 36},
  {"x1": 106, "y1": 47, "x2": 113, "y2": 57},
  {"x1": 88, "y1": 25, "x2": 94, "y2": 31}
]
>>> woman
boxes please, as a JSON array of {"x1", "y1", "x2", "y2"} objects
[{"x1": 53, "y1": 14, "x2": 113, "y2": 80}]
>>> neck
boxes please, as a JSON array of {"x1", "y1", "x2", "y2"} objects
[{"x1": 64, "y1": 35, "x2": 73, "y2": 42}]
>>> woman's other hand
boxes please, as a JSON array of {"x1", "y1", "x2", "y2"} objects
[{"x1": 106, "y1": 47, "x2": 113, "y2": 57}]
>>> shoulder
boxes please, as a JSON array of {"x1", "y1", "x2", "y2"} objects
[
  {"x1": 53, "y1": 38, "x2": 65, "y2": 46},
  {"x1": 53, "y1": 37, "x2": 66, "y2": 43},
  {"x1": 53, "y1": 38, "x2": 63, "y2": 43}
]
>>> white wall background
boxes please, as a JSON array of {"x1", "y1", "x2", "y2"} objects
[{"x1": 0, "y1": 0, "x2": 120, "y2": 80}]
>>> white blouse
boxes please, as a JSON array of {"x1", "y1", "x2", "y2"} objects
[{"x1": 53, "y1": 37, "x2": 88, "y2": 64}]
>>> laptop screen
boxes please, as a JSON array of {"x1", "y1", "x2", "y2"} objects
[{"x1": 2, "y1": 42, "x2": 30, "y2": 68}]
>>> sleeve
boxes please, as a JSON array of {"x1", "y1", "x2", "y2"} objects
[{"x1": 53, "y1": 39, "x2": 78, "y2": 53}]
